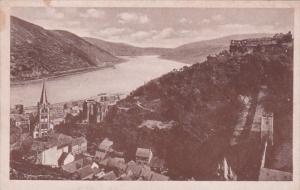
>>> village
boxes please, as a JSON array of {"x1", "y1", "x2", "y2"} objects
[
  {"x1": 10, "y1": 32, "x2": 293, "y2": 181},
  {"x1": 10, "y1": 81, "x2": 170, "y2": 180}
]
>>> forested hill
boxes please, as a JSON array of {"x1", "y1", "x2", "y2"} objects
[
  {"x1": 10, "y1": 16, "x2": 123, "y2": 82},
  {"x1": 159, "y1": 33, "x2": 272, "y2": 64},
  {"x1": 101, "y1": 40, "x2": 293, "y2": 180}
]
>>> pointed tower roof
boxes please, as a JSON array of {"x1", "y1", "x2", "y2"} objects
[{"x1": 39, "y1": 79, "x2": 48, "y2": 104}]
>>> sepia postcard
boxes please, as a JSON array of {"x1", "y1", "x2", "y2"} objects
[{"x1": 1, "y1": 0, "x2": 300, "y2": 190}]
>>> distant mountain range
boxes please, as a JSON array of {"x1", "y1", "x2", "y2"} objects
[
  {"x1": 10, "y1": 16, "x2": 273, "y2": 81},
  {"x1": 84, "y1": 37, "x2": 171, "y2": 56},
  {"x1": 85, "y1": 34, "x2": 273, "y2": 64}
]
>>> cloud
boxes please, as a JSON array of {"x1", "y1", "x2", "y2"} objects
[
  {"x1": 179, "y1": 17, "x2": 192, "y2": 24},
  {"x1": 152, "y1": 27, "x2": 175, "y2": 40},
  {"x1": 139, "y1": 15, "x2": 150, "y2": 24},
  {"x1": 212, "y1": 14, "x2": 224, "y2": 21},
  {"x1": 46, "y1": 8, "x2": 64, "y2": 19},
  {"x1": 79, "y1": 8, "x2": 105, "y2": 18},
  {"x1": 201, "y1": 18, "x2": 210, "y2": 24},
  {"x1": 130, "y1": 30, "x2": 154, "y2": 41},
  {"x1": 118, "y1": 12, "x2": 150, "y2": 24},
  {"x1": 98, "y1": 27, "x2": 130, "y2": 37},
  {"x1": 218, "y1": 24, "x2": 276, "y2": 34}
]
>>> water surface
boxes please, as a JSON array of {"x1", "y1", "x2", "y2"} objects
[{"x1": 11, "y1": 56, "x2": 186, "y2": 107}]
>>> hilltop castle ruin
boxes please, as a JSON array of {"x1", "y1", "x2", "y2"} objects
[{"x1": 229, "y1": 32, "x2": 293, "y2": 55}]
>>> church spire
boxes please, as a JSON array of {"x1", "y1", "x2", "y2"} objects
[{"x1": 39, "y1": 79, "x2": 48, "y2": 104}]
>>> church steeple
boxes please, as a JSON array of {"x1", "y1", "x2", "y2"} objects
[
  {"x1": 33, "y1": 79, "x2": 51, "y2": 139},
  {"x1": 39, "y1": 79, "x2": 48, "y2": 104}
]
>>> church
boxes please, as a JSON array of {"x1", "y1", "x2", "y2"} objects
[{"x1": 33, "y1": 80, "x2": 53, "y2": 139}]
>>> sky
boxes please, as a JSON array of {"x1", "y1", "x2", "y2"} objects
[{"x1": 11, "y1": 8, "x2": 293, "y2": 48}]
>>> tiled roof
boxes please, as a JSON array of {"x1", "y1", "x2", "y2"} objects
[
  {"x1": 101, "y1": 171, "x2": 118, "y2": 180},
  {"x1": 126, "y1": 161, "x2": 142, "y2": 177},
  {"x1": 136, "y1": 148, "x2": 151, "y2": 158},
  {"x1": 62, "y1": 158, "x2": 84, "y2": 173},
  {"x1": 58, "y1": 152, "x2": 69, "y2": 166},
  {"x1": 107, "y1": 157, "x2": 126, "y2": 170},
  {"x1": 98, "y1": 138, "x2": 113, "y2": 150},
  {"x1": 77, "y1": 165, "x2": 94, "y2": 179},
  {"x1": 72, "y1": 136, "x2": 87, "y2": 146},
  {"x1": 150, "y1": 172, "x2": 170, "y2": 181},
  {"x1": 150, "y1": 157, "x2": 165, "y2": 169},
  {"x1": 95, "y1": 151, "x2": 107, "y2": 161}
]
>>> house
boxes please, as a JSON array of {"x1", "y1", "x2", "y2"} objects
[
  {"x1": 77, "y1": 165, "x2": 95, "y2": 180},
  {"x1": 33, "y1": 133, "x2": 73, "y2": 167},
  {"x1": 91, "y1": 161, "x2": 100, "y2": 170},
  {"x1": 150, "y1": 157, "x2": 166, "y2": 172},
  {"x1": 58, "y1": 152, "x2": 75, "y2": 166},
  {"x1": 149, "y1": 172, "x2": 170, "y2": 181},
  {"x1": 62, "y1": 158, "x2": 85, "y2": 173},
  {"x1": 57, "y1": 144, "x2": 70, "y2": 157},
  {"x1": 136, "y1": 148, "x2": 153, "y2": 165},
  {"x1": 94, "y1": 169, "x2": 106, "y2": 179},
  {"x1": 139, "y1": 165, "x2": 152, "y2": 180},
  {"x1": 70, "y1": 137, "x2": 87, "y2": 155},
  {"x1": 126, "y1": 160, "x2": 143, "y2": 179},
  {"x1": 100, "y1": 171, "x2": 118, "y2": 180},
  {"x1": 107, "y1": 157, "x2": 127, "y2": 171},
  {"x1": 112, "y1": 150, "x2": 125, "y2": 158},
  {"x1": 98, "y1": 138, "x2": 114, "y2": 153},
  {"x1": 10, "y1": 114, "x2": 31, "y2": 131},
  {"x1": 77, "y1": 163, "x2": 102, "y2": 180},
  {"x1": 35, "y1": 145, "x2": 59, "y2": 167},
  {"x1": 95, "y1": 151, "x2": 108, "y2": 161}
]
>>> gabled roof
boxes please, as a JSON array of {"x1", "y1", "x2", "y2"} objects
[
  {"x1": 136, "y1": 148, "x2": 152, "y2": 158},
  {"x1": 150, "y1": 157, "x2": 165, "y2": 169},
  {"x1": 98, "y1": 138, "x2": 113, "y2": 151},
  {"x1": 101, "y1": 171, "x2": 118, "y2": 180},
  {"x1": 62, "y1": 158, "x2": 84, "y2": 173},
  {"x1": 126, "y1": 161, "x2": 143, "y2": 177},
  {"x1": 150, "y1": 172, "x2": 170, "y2": 181},
  {"x1": 58, "y1": 152, "x2": 69, "y2": 166},
  {"x1": 107, "y1": 157, "x2": 126, "y2": 171},
  {"x1": 77, "y1": 165, "x2": 94, "y2": 179},
  {"x1": 95, "y1": 151, "x2": 107, "y2": 161}
]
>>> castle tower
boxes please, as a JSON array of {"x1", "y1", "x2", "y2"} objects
[
  {"x1": 82, "y1": 99, "x2": 98, "y2": 124},
  {"x1": 33, "y1": 79, "x2": 51, "y2": 139},
  {"x1": 261, "y1": 112, "x2": 274, "y2": 145}
]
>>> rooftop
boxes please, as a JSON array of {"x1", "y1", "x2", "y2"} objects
[
  {"x1": 136, "y1": 148, "x2": 152, "y2": 158},
  {"x1": 77, "y1": 165, "x2": 94, "y2": 179},
  {"x1": 101, "y1": 171, "x2": 118, "y2": 180},
  {"x1": 95, "y1": 151, "x2": 107, "y2": 161},
  {"x1": 98, "y1": 138, "x2": 114, "y2": 150},
  {"x1": 150, "y1": 172, "x2": 170, "y2": 181},
  {"x1": 71, "y1": 136, "x2": 87, "y2": 146}
]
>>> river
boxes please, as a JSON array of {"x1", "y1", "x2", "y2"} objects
[{"x1": 10, "y1": 56, "x2": 187, "y2": 107}]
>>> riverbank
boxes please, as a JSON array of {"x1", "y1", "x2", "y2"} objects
[{"x1": 11, "y1": 59, "x2": 127, "y2": 86}]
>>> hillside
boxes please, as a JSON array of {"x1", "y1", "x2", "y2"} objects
[
  {"x1": 10, "y1": 16, "x2": 123, "y2": 82},
  {"x1": 99, "y1": 41, "x2": 293, "y2": 180},
  {"x1": 160, "y1": 33, "x2": 273, "y2": 64},
  {"x1": 84, "y1": 37, "x2": 171, "y2": 56}
]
